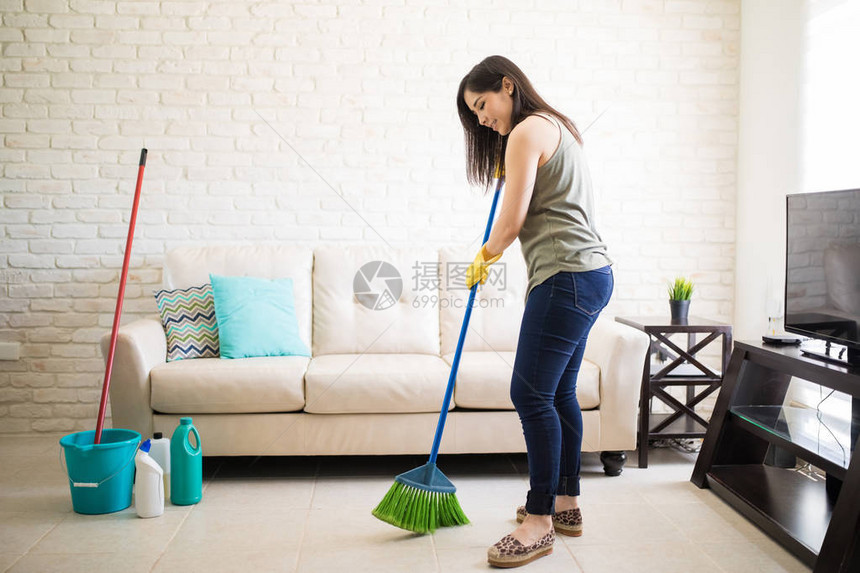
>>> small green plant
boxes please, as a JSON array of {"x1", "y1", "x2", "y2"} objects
[{"x1": 668, "y1": 277, "x2": 694, "y2": 301}]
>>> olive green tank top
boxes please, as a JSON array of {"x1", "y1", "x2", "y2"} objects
[{"x1": 518, "y1": 114, "x2": 612, "y2": 300}]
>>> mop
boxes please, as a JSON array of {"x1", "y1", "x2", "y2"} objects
[
  {"x1": 93, "y1": 148, "x2": 148, "y2": 444},
  {"x1": 372, "y1": 170, "x2": 505, "y2": 534}
]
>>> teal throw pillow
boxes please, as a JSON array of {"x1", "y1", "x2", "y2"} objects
[{"x1": 210, "y1": 274, "x2": 310, "y2": 359}]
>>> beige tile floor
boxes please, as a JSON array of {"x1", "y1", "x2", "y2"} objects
[{"x1": 0, "y1": 435, "x2": 811, "y2": 573}]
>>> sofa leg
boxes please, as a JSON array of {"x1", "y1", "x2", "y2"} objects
[{"x1": 600, "y1": 451, "x2": 627, "y2": 476}]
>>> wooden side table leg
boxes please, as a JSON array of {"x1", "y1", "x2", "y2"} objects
[
  {"x1": 638, "y1": 341, "x2": 652, "y2": 468},
  {"x1": 686, "y1": 332, "x2": 696, "y2": 405}
]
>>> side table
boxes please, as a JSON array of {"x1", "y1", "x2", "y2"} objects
[{"x1": 615, "y1": 316, "x2": 733, "y2": 468}]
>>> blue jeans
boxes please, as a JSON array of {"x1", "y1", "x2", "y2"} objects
[{"x1": 511, "y1": 266, "x2": 614, "y2": 516}]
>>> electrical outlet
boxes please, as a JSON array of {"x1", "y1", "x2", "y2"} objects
[{"x1": 0, "y1": 342, "x2": 20, "y2": 361}]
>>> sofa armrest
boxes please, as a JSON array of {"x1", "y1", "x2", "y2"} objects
[
  {"x1": 99, "y1": 319, "x2": 166, "y2": 439},
  {"x1": 584, "y1": 317, "x2": 650, "y2": 451}
]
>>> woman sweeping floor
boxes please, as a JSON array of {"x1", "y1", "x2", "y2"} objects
[{"x1": 458, "y1": 55, "x2": 614, "y2": 568}]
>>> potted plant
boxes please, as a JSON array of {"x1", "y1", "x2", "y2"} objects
[{"x1": 668, "y1": 277, "x2": 694, "y2": 321}]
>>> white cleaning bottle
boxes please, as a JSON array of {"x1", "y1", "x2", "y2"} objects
[
  {"x1": 149, "y1": 432, "x2": 171, "y2": 501},
  {"x1": 134, "y1": 439, "x2": 164, "y2": 518}
]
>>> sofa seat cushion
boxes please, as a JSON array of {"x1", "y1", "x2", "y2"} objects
[
  {"x1": 445, "y1": 352, "x2": 601, "y2": 411},
  {"x1": 304, "y1": 354, "x2": 452, "y2": 414},
  {"x1": 150, "y1": 356, "x2": 309, "y2": 414}
]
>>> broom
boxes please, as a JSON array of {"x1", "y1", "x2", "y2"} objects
[
  {"x1": 94, "y1": 148, "x2": 148, "y2": 444},
  {"x1": 372, "y1": 170, "x2": 505, "y2": 534}
]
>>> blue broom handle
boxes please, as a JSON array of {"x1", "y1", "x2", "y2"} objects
[{"x1": 429, "y1": 176, "x2": 505, "y2": 464}]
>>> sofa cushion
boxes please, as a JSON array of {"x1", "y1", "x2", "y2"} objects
[
  {"x1": 439, "y1": 245, "x2": 528, "y2": 355},
  {"x1": 304, "y1": 354, "x2": 452, "y2": 414},
  {"x1": 162, "y1": 245, "x2": 313, "y2": 354},
  {"x1": 445, "y1": 352, "x2": 601, "y2": 411},
  {"x1": 210, "y1": 274, "x2": 310, "y2": 359},
  {"x1": 313, "y1": 246, "x2": 440, "y2": 355},
  {"x1": 150, "y1": 356, "x2": 309, "y2": 414},
  {"x1": 153, "y1": 283, "x2": 219, "y2": 361}
]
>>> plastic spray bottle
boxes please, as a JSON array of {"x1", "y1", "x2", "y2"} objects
[{"x1": 134, "y1": 439, "x2": 164, "y2": 518}]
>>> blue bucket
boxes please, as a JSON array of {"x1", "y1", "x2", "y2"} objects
[{"x1": 59, "y1": 429, "x2": 141, "y2": 515}]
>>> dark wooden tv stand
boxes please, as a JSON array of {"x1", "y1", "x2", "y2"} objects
[{"x1": 691, "y1": 341, "x2": 860, "y2": 572}]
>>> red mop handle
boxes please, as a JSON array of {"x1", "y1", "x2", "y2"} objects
[{"x1": 94, "y1": 148, "x2": 147, "y2": 444}]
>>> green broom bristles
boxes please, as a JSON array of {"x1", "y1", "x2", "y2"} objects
[{"x1": 372, "y1": 481, "x2": 469, "y2": 534}]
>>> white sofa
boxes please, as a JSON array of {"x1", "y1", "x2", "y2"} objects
[{"x1": 103, "y1": 244, "x2": 649, "y2": 475}]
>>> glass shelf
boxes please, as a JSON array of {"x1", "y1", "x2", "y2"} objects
[{"x1": 731, "y1": 405, "x2": 853, "y2": 471}]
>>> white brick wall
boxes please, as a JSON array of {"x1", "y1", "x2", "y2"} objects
[{"x1": 0, "y1": 0, "x2": 740, "y2": 433}]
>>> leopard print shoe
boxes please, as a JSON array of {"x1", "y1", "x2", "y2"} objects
[
  {"x1": 515, "y1": 505, "x2": 528, "y2": 523},
  {"x1": 552, "y1": 507, "x2": 583, "y2": 537},
  {"x1": 487, "y1": 531, "x2": 555, "y2": 568},
  {"x1": 516, "y1": 505, "x2": 583, "y2": 537}
]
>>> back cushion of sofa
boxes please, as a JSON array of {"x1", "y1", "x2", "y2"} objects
[
  {"x1": 162, "y1": 245, "x2": 313, "y2": 352},
  {"x1": 439, "y1": 243, "x2": 528, "y2": 355},
  {"x1": 313, "y1": 246, "x2": 440, "y2": 355}
]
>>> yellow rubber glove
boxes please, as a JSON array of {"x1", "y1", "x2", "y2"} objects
[{"x1": 466, "y1": 244, "x2": 502, "y2": 289}]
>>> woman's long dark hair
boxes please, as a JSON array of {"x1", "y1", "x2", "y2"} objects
[{"x1": 457, "y1": 55, "x2": 582, "y2": 190}]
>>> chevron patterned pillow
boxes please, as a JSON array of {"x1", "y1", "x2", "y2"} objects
[{"x1": 154, "y1": 283, "x2": 220, "y2": 361}]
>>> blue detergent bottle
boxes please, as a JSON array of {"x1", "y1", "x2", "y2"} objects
[{"x1": 170, "y1": 417, "x2": 202, "y2": 505}]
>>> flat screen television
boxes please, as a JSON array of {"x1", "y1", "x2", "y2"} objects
[{"x1": 785, "y1": 188, "x2": 860, "y2": 367}]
